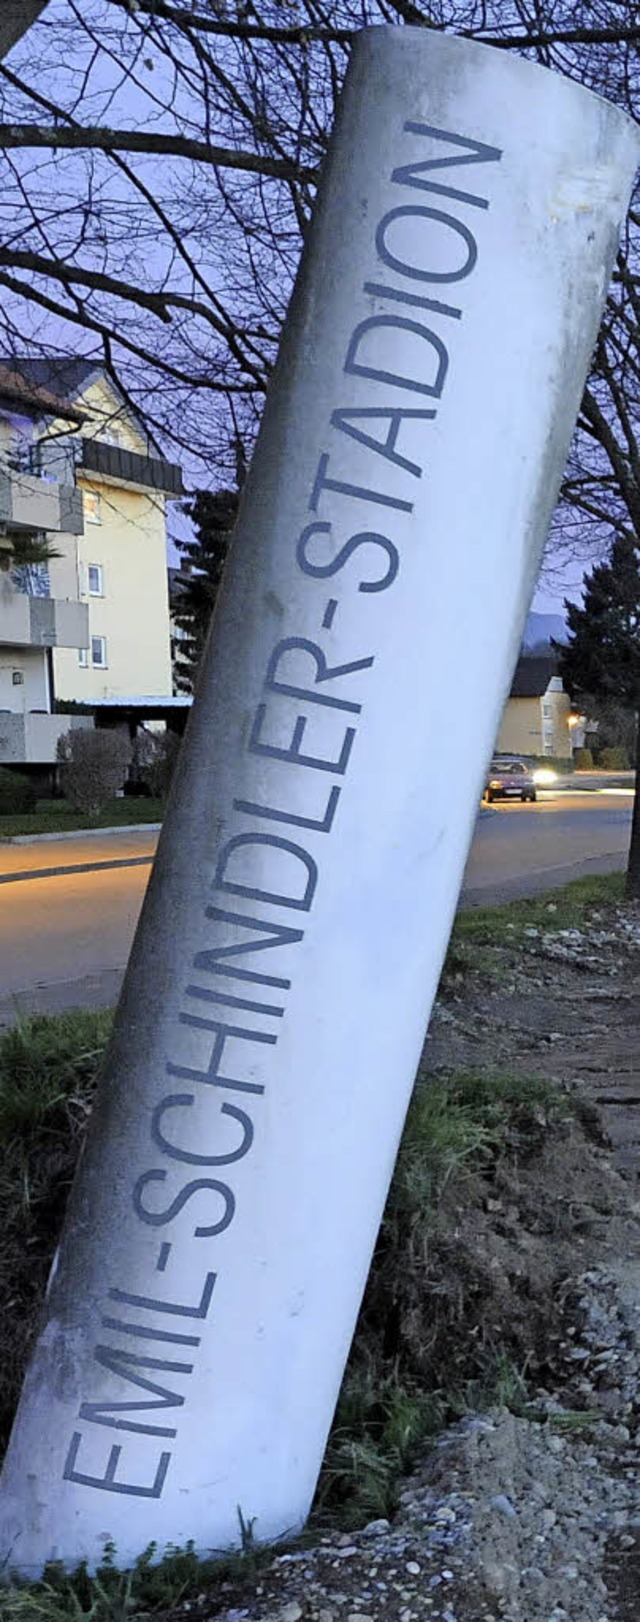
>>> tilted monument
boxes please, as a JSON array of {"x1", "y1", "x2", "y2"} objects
[{"x1": 1, "y1": 24, "x2": 638, "y2": 1577}]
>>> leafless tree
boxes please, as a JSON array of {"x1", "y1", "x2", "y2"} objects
[{"x1": 0, "y1": 0, "x2": 638, "y2": 513}]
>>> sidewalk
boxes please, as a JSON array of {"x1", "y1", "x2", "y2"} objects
[{"x1": 0, "y1": 826, "x2": 158, "y2": 884}]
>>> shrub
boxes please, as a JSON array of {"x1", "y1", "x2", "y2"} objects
[
  {"x1": 56, "y1": 727, "x2": 131, "y2": 815},
  {"x1": 141, "y1": 728, "x2": 182, "y2": 799},
  {"x1": 573, "y1": 746, "x2": 593, "y2": 769},
  {"x1": 0, "y1": 767, "x2": 37, "y2": 815},
  {"x1": 597, "y1": 745, "x2": 630, "y2": 771}
]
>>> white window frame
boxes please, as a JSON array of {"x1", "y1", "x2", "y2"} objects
[
  {"x1": 91, "y1": 635, "x2": 107, "y2": 668},
  {"x1": 87, "y1": 563, "x2": 104, "y2": 597},
  {"x1": 83, "y1": 490, "x2": 102, "y2": 525}
]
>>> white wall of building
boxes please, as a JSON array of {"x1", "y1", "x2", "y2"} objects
[{"x1": 0, "y1": 645, "x2": 48, "y2": 714}]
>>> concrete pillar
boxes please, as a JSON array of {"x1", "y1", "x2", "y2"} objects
[{"x1": 1, "y1": 25, "x2": 638, "y2": 1578}]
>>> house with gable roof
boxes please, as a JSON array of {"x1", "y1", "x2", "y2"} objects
[
  {"x1": 495, "y1": 653, "x2": 573, "y2": 759},
  {"x1": 0, "y1": 357, "x2": 183, "y2": 767}
]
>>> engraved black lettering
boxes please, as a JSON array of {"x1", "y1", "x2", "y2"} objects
[
  {"x1": 109, "y1": 1273, "x2": 216, "y2": 1319},
  {"x1": 132, "y1": 1170, "x2": 235, "y2": 1237},
  {"x1": 310, "y1": 450, "x2": 413, "y2": 514},
  {"x1": 296, "y1": 520, "x2": 399, "y2": 593},
  {"x1": 393, "y1": 120, "x2": 502, "y2": 200},
  {"x1": 375, "y1": 205, "x2": 477, "y2": 285},
  {"x1": 197, "y1": 906, "x2": 304, "y2": 991},
  {"x1": 178, "y1": 1012, "x2": 276, "y2": 1044},
  {"x1": 331, "y1": 406, "x2": 435, "y2": 477},
  {"x1": 364, "y1": 280, "x2": 462, "y2": 320},
  {"x1": 234, "y1": 784, "x2": 341, "y2": 836},
  {"x1": 79, "y1": 1347, "x2": 194, "y2": 1438},
  {"x1": 63, "y1": 1432, "x2": 170, "y2": 1498},
  {"x1": 250, "y1": 703, "x2": 355, "y2": 778},
  {"x1": 166, "y1": 1018, "x2": 267, "y2": 1096},
  {"x1": 214, "y1": 831, "x2": 318, "y2": 910},
  {"x1": 101, "y1": 1316, "x2": 201, "y2": 1347},
  {"x1": 184, "y1": 984, "x2": 285, "y2": 1018},
  {"x1": 151, "y1": 1093, "x2": 254, "y2": 1167},
  {"x1": 265, "y1": 636, "x2": 373, "y2": 712},
  {"x1": 344, "y1": 314, "x2": 448, "y2": 396}
]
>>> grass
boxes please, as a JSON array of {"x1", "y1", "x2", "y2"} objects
[
  {"x1": 0, "y1": 799, "x2": 164, "y2": 839},
  {"x1": 0, "y1": 873, "x2": 629, "y2": 1613},
  {"x1": 0, "y1": 1009, "x2": 566, "y2": 1611},
  {"x1": 316, "y1": 1064, "x2": 573, "y2": 1527},
  {"x1": 445, "y1": 871, "x2": 626, "y2": 972},
  {"x1": 0, "y1": 1537, "x2": 273, "y2": 1622},
  {"x1": 0, "y1": 1009, "x2": 112, "y2": 1453}
]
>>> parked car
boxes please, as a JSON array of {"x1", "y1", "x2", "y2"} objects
[{"x1": 484, "y1": 758, "x2": 537, "y2": 803}]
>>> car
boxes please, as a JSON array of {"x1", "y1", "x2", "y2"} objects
[{"x1": 484, "y1": 758, "x2": 537, "y2": 803}]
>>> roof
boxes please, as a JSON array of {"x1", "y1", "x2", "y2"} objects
[
  {"x1": 10, "y1": 354, "x2": 154, "y2": 447},
  {"x1": 0, "y1": 360, "x2": 89, "y2": 422},
  {"x1": 88, "y1": 696, "x2": 192, "y2": 708},
  {"x1": 510, "y1": 655, "x2": 560, "y2": 699},
  {"x1": 8, "y1": 356, "x2": 99, "y2": 404}
]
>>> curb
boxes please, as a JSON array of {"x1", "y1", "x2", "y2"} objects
[
  {"x1": 0, "y1": 854, "x2": 155, "y2": 886},
  {"x1": 2, "y1": 822, "x2": 162, "y2": 846}
]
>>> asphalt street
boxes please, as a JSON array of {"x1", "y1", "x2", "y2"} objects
[
  {"x1": 0, "y1": 789, "x2": 634, "y2": 1023},
  {"x1": 461, "y1": 789, "x2": 634, "y2": 904}
]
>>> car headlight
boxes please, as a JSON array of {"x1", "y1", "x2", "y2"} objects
[
  {"x1": 533, "y1": 768, "x2": 557, "y2": 786},
  {"x1": 489, "y1": 780, "x2": 502, "y2": 789}
]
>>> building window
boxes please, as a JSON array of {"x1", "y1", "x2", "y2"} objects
[
  {"x1": 91, "y1": 636, "x2": 107, "y2": 668},
  {"x1": 78, "y1": 647, "x2": 88, "y2": 668},
  {"x1": 88, "y1": 563, "x2": 104, "y2": 596},
  {"x1": 541, "y1": 700, "x2": 553, "y2": 719},
  {"x1": 12, "y1": 669, "x2": 24, "y2": 686},
  {"x1": 84, "y1": 490, "x2": 101, "y2": 524}
]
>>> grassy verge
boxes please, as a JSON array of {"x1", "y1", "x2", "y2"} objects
[
  {"x1": 443, "y1": 870, "x2": 626, "y2": 981},
  {"x1": 0, "y1": 872, "x2": 628, "y2": 1615},
  {"x1": 0, "y1": 799, "x2": 164, "y2": 838}
]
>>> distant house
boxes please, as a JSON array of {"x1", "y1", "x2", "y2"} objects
[
  {"x1": 495, "y1": 655, "x2": 572, "y2": 759},
  {"x1": 0, "y1": 357, "x2": 183, "y2": 767}
]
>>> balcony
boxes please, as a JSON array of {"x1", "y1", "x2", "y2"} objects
[
  {"x1": 0, "y1": 712, "x2": 91, "y2": 766},
  {"x1": 79, "y1": 437, "x2": 183, "y2": 497},
  {"x1": 0, "y1": 588, "x2": 89, "y2": 650},
  {"x1": 0, "y1": 463, "x2": 84, "y2": 535}
]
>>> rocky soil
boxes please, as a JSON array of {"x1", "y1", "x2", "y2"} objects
[{"x1": 156, "y1": 902, "x2": 640, "y2": 1622}]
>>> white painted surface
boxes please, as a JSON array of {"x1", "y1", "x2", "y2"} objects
[{"x1": 1, "y1": 26, "x2": 638, "y2": 1578}]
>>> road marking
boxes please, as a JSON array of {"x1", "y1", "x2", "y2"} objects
[{"x1": 0, "y1": 855, "x2": 154, "y2": 886}]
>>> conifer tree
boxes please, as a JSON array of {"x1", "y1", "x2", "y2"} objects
[
  {"x1": 558, "y1": 534, "x2": 640, "y2": 896},
  {"x1": 173, "y1": 489, "x2": 238, "y2": 693}
]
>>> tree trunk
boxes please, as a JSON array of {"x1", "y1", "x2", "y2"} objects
[{"x1": 624, "y1": 715, "x2": 640, "y2": 898}]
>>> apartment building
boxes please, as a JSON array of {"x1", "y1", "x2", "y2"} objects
[
  {"x1": 0, "y1": 358, "x2": 182, "y2": 767},
  {"x1": 0, "y1": 363, "x2": 89, "y2": 766}
]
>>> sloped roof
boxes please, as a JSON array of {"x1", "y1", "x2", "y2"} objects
[
  {"x1": 9, "y1": 356, "x2": 100, "y2": 402},
  {"x1": 11, "y1": 355, "x2": 160, "y2": 453},
  {"x1": 0, "y1": 360, "x2": 88, "y2": 421},
  {"x1": 510, "y1": 655, "x2": 560, "y2": 698}
]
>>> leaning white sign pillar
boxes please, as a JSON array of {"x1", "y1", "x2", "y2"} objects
[{"x1": 1, "y1": 26, "x2": 638, "y2": 1578}]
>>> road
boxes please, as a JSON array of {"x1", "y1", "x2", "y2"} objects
[
  {"x1": 0, "y1": 790, "x2": 634, "y2": 1023},
  {"x1": 462, "y1": 789, "x2": 634, "y2": 904}
]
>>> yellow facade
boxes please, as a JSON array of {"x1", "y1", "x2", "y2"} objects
[
  {"x1": 45, "y1": 377, "x2": 173, "y2": 702},
  {"x1": 496, "y1": 683, "x2": 572, "y2": 758}
]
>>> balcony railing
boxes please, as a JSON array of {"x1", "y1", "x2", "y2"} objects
[
  {"x1": 0, "y1": 589, "x2": 89, "y2": 650},
  {"x1": 0, "y1": 711, "x2": 91, "y2": 766},
  {"x1": 0, "y1": 462, "x2": 84, "y2": 535}
]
